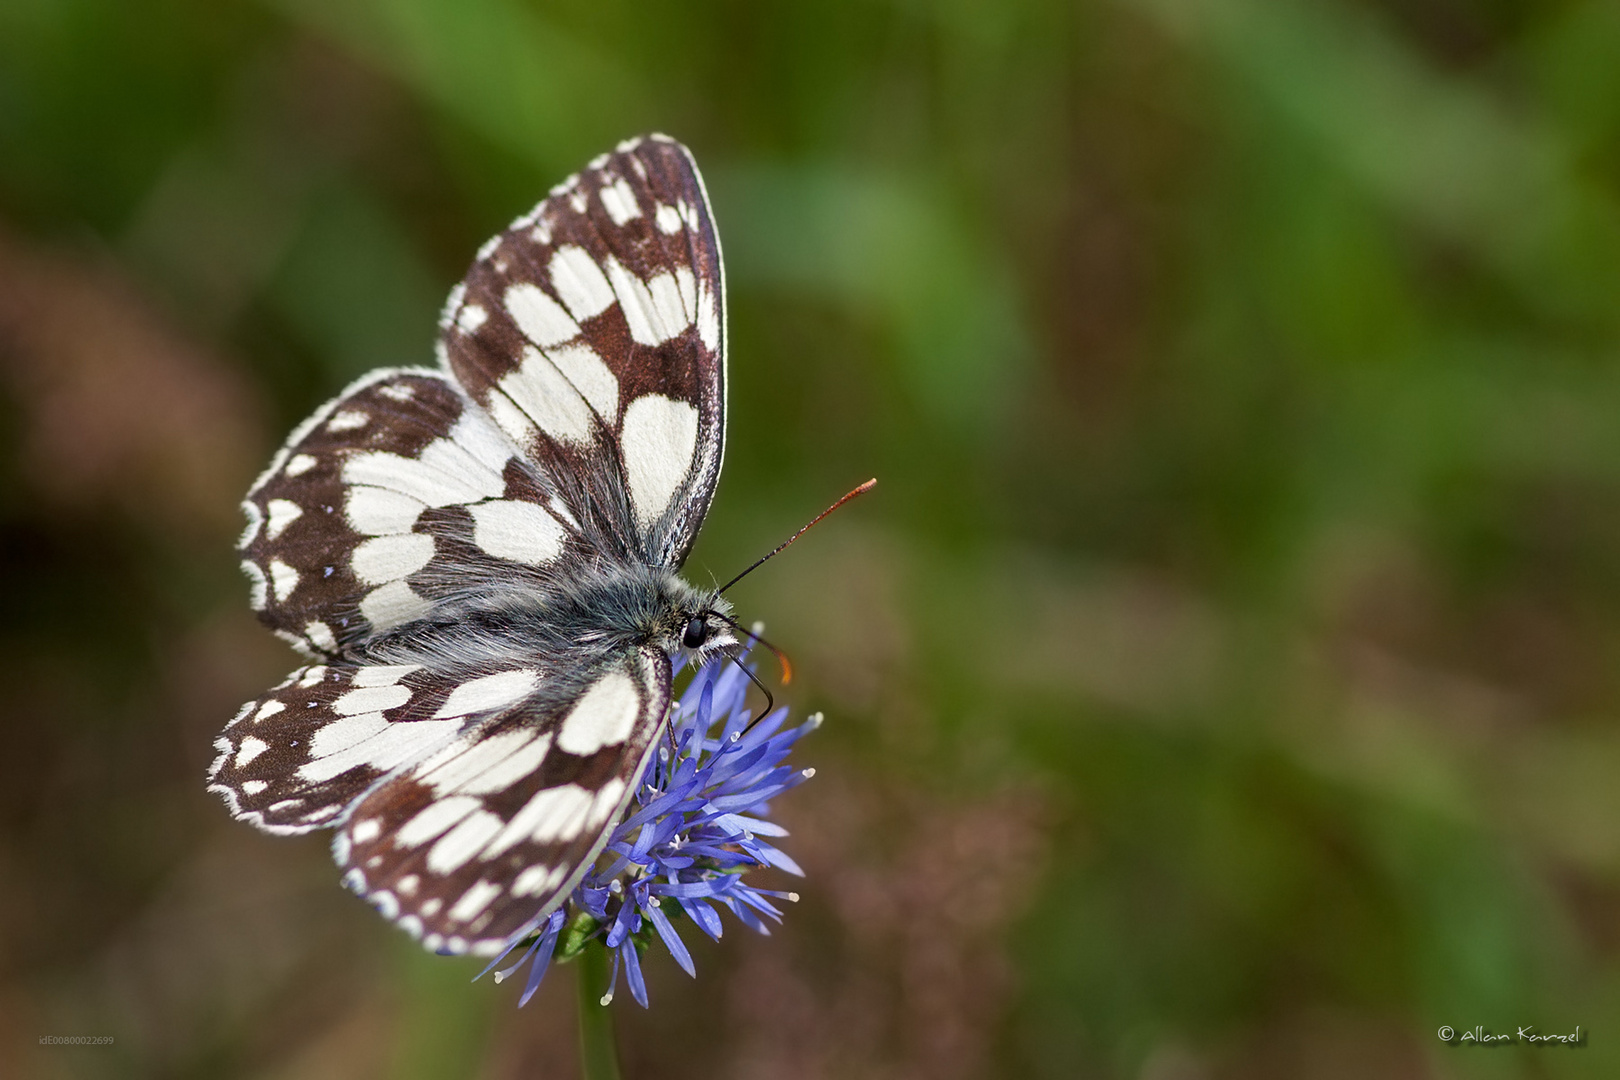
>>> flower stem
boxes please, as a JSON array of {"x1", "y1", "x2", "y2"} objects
[{"x1": 576, "y1": 943, "x2": 621, "y2": 1080}]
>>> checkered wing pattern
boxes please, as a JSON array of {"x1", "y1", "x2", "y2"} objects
[
  {"x1": 237, "y1": 367, "x2": 597, "y2": 656},
  {"x1": 219, "y1": 135, "x2": 728, "y2": 961},
  {"x1": 438, "y1": 134, "x2": 725, "y2": 569},
  {"x1": 210, "y1": 649, "x2": 670, "y2": 955},
  {"x1": 334, "y1": 647, "x2": 669, "y2": 954}
]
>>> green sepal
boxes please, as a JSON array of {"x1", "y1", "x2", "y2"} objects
[{"x1": 556, "y1": 912, "x2": 601, "y2": 963}]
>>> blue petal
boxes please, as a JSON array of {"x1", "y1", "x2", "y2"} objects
[
  {"x1": 680, "y1": 897, "x2": 724, "y2": 941},
  {"x1": 720, "y1": 895, "x2": 772, "y2": 935},
  {"x1": 707, "y1": 788, "x2": 788, "y2": 813},
  {"x1": 733, "y1": 708, "x2": 792, "y2": 749},
  {"x1": 518, "y1": 911, "x2": 566, "y2": 1007},
  {"x1": 652, "y1": 854, "x2": 696, "y2": 870},
  {"x1": 621, "y1": 941, "x2": 649, "y2": 1008},
  {"x1": 629, "y1": 824, "x2": 659, "y2": 861},
  {"x1": 705, "y1": 813, "x2": 776, "y2": 842},
  {"x1": 696, "y1": 675, "x2": 716, "y2": 730},
  {"x1": 656, "y1": 878, "x2": 734, "y2": 899},
  {"x1": 731, "y1": 885, "x2": 787, "y2": 922},
  {"x1": 754, "y1": 842, "x2": 806, "y2": 876},
  {"x1": 604, "y1": 900, "x2": 640, "y2": 948},
  {"x1": 645, "y1": 902, "x2": 695, "y2": 976}
]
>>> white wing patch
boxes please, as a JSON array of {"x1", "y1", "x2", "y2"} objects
[
  {"x1": 446, "y1": 410, "x2": 518, "y2": 475},
  {"x1": 485, "y1": 784, "x2": 593, "y2": 857},
  {"x1": 512, "y1": 864, "x2": 567, "y2": 898},
  {"x1": 327, "y1": 409, "x2": 368, "y2": 433},
  {"x1": 399, "y1": 796, "x2": 481, "y2": 847},
  {"x1": 546, "y1": 344, "x2": 619, "y2": 421},
  {"x1": 265, "y1": 499, "x2": 303, "y2": 540},
  {"x1": 332, "y1": 410, "x2": 512, "y2": 515},
  {"x1": 448, "y1": 879, "x2": 504, "y2": 922},
  {"x1": 242, "y1": 560, "x2": 268, "y2": 610},
  {"x1": 497, "y1": 347, "x2": 596, "y2": 445},
  {"x1": 417, "y1": 728, "x2": 552, "y2": 796},
  {"x1": 353, "y1": 664, "x2": 422, "y2": 687},
  {"x1": 331, "y1": 682, "x2": 412, "y2": 715},
  {"x1": 697, "y1": 277, "x2": 721, "y2": 351},
  {"x1": 469, "y1": 499, "x2": 567, "y2": 564},
  {"x1": 619, "y1": 394, "x2": 699, "y2": 528},
  {"x1": 605, "y1": 257, "x2": 694, "y2": 347},
  {"x1": 556, "y1": 669, "x2": 640, "y2": 754},
  {"x1": 236, "y1": 737, "x2": 269, "y2": 767},
  {"x1": 505, "y1": 282, "x2": 580, "y2": 349},
  {"x1": 269, "y1": 558, "x2": 300, "y2": 602},
  {"x1": 304, "y1": 620, "x2": 338, "y2": 652},
  {"x1": 427, "y1": 811, "x2": 504, "y2": 874},
  {"x1": 548, "y1": 246, "x2": 616, "y2": 321},
  {"x1": 347, "y1": 486, "x2": 426, "y2": 536},
  {"x1": 343, "y1": 444, "x2": 504, "y2": 507},
  {"x1": 239, "y1": 500, "x2": 264, "y2": 547},
  {"x1": 352, "y1": 533, "x2": 435, "y2": 586},
  {"x1": 359, "y1": 580, "x2": 432, "y2": 631},
  {"x1": 298, "y1": 711, "x2": 464, "y2": 784},
  {"x1": 599, "y1": 177, "x2": 642, "y2": 225},
  {"x1": 481, "y1": 393, "x2": 540, "y2": 454},
  {"x1": 432, "y1": 669, "x2": 541, "y2": 719},
  {"x1": 252, "y1": 699, "x2": 287, "y2": 722}
]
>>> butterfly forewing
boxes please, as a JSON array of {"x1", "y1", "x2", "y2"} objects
[
  {"x1": 332, "y1": 648, "x2": 670, "y2": 954},
  {"x1": 439, "y1": 135, "x2": 725, "y2": 567},
  {"x1": 240, "y1": 368, "x2": 585, "y2": 653}
]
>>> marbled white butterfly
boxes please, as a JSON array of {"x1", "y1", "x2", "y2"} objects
[{"x1": 210, "y1": 135, "x2": 755, "y2": 957}]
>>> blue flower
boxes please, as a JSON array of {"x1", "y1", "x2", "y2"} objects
[{"x1": 480, "y1": 650, "x2": 818, "y2": 1007}]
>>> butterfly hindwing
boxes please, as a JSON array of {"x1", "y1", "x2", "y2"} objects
[
  {"x1": 209, "y1": 660, "x2": 540, "y2": 834},
  {"x1": 240, "y1": 368, "x2": 585, "y2": 654},
  {"x1": 331, "y1": 647, "x2": 671, "y2": 954},
  {"x1": 439, "y1": 134, "x2": 725, "y2": 568}
]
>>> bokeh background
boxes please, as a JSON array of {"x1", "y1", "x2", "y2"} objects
[{"x1": 5, "y1": 0, "x2": 1620, "y2": 1077}]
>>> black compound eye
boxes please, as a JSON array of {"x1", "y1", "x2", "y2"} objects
[{"x1": 682, "y1": 616, "x2": 709, "y2": 649}]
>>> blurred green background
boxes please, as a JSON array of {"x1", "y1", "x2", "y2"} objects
[{"x1": 5, "y1": 0, "x2": 1620, "y2": 1076}]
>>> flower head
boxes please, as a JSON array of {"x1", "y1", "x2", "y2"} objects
[{"x1": 481, "y1": 649, "x2": 818, "y2": 1007}]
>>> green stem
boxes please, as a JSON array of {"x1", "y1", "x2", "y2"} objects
[{"x1": 576, "y1": 943, "x2": 621, "y2": 1080}]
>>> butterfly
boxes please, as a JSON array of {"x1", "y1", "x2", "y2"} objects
[{"x1": 209, "y1": 135, "x2": 752, "y2": 957}]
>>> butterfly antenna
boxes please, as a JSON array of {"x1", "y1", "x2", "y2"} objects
[
  {"x1": 717, "y1": 479, "x2": 877, "y2": 596},
  {"x1": 714, "y1": 612, "x2": 794, "y2": 686},
  {"x1": 730, "y1": 656, "x2": 776, "y2": 733}
]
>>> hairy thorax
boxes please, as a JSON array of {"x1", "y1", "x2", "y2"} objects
[{"x1": 355, "y1": 562, "x2": 739, "y2": 700}]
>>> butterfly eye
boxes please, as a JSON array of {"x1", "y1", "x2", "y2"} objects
[{"x1": 682, "y1": 616, "x2": 709, "y2": 649}]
